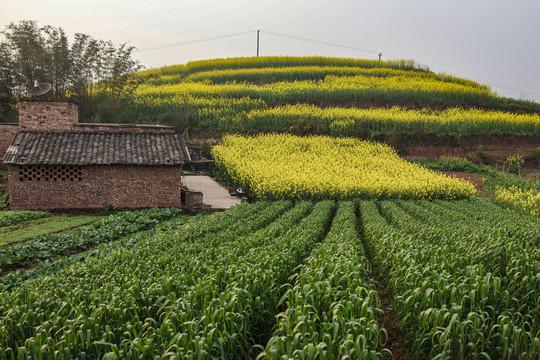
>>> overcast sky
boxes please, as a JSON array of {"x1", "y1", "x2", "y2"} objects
[{"x1": 1, "y1": 0, "x2": 539, "y2": 101}]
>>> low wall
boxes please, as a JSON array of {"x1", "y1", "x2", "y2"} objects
[
  {"x1": 75, "y1": 123, "x2": 175, "y2": 133},
  {"x1": 0, "y1": 124, "x2": 18, "y2": 167}
]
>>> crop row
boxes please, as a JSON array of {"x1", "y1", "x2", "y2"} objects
[
  {"x1": 166, "y1": 200, "x2": 334, "y2": 358},
  {"x1": 137, "y1": 56, "x2": 426, "y2": 79},
  {"x1": 243, "y1": 104, "x2": 540, "y2": 136},
  {"x1": 182, "y1": 65, "x2": 486, "y2": 89},
  {"x1": 0, "y1": 210, "x2": 52, "y2": 228},
  {"x1": 123, "y1": 94, "x2": 267, "y2": 128},
  {"x1": 2, "y1": 199, "x2": 384, "y2": 359},
  {"x1": 0, "y1": 203, "x2": 280, "y2": 358},
  {"x1": 135, "y1": 74, "x2": 494, "y2": 110},
  {"x1": 1, "y1": 198, "x2": 539, "y2": 359},
  {"x1": 127, "y1": 91, "x2": 539, "y2": 138},
  {"x1": 258, "y1": 201, "x2": 386, "y2": 359},
  {"x1": 126, "y1": 94, "x2": 540, "y2": 136},
  {"x1": 124, "y1": 56, "x2": 540, "y2": 133},
  {"x1": 0, "y1": 207, "x2": 181, "y2": 271},
  {"x1": 360, "y1": 199, "x2": 540, "y2": 359},
  {"x1": 0, "y1": 200, "x2": 323, "y2": 358},
  {"x1": 0, "y1": 215, "x2": 194, "y2": 292}
]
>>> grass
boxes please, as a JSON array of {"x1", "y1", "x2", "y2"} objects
[
  {"x1": 410, "y1": 156, "x2": 539, "y2": 215},
  {"x1": 412, "y1": 156, "x2": 537, "y2": 190},
  {"x1": 0, "y1": 214, "x2": 107, "y2": 245}
]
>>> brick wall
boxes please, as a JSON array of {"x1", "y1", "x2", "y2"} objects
[
  {"x1": 7, "y1": 164, "x2": 182, "y2": 211},
  {"x1": 0, "y1": 124, "x2": 18, "y2": 167},
  {"x1": 18, "y1": 98, "x2": 78, "y2": 131},
  {"x1": 184, "y1": 189, "x2": 204, "y2": 207},
  {"x1": 17, "y1": 98, "x2": 175, "y2": 134}
]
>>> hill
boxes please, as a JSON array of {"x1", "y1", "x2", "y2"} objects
[
  {"x1": 1, "y1": 58, "x2": 539, "y2": 360},
  {"x1": 119, "y1": 56, "x2": 540, "y2": 139}
]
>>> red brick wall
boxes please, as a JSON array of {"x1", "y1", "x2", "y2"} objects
[
  {"x1": 0, "y1": 124, "x2": 18, "y2": 167},
  {"x1": 7, "y1": 164, "x2": 182, "y2": 211},
  {"x1": 184, "y1": 189, "x2": 204, "y2": 207},
  {"x1": 18, "y1": 98, "x2": 78, "y2": 131},
  {"x1": 17, "y1": 98, "x2": 175, "y2": 134}
]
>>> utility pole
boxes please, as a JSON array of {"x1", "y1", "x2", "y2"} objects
[
  {"x1": 257, "y1": 30, "x2": 260, "y2": 57},
  {"x1": 378, "y1": 53, "x2": 382, "y2": 62}
]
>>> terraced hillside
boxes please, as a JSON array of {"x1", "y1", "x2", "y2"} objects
[{"x1": 122, "y1": 56, "x2": 540, "y2": 139}]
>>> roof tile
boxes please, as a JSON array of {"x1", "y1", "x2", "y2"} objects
[{"x1": 3, "y1": 131, "x2": 188, "y2": 165}]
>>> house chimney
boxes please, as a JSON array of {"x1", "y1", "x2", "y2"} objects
[{"x1": 18, "y1": 98, "x2": 78, "y2": 131}]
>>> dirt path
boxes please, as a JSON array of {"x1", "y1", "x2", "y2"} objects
[
  {"x1": 372, "y1": 271, "x2": 409, "y2": 359},
  {"x1": 183, "y1": 175, "x2": 242, "y2": 209},
  {"x1": 357, "y1": 209, "x2": 410, "y2": 359},
  {"x1": 441, "y1": 171, "x2": 489, "y2": 196}
]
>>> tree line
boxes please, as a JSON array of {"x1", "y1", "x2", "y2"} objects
[{"x1": 0, "y1": 20, "x2": 142, "y2": 123}]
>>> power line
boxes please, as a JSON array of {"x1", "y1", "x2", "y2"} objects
[
  {"x1": 136, "y1": 30, "x2": 256, "y2": 53},
  {"x1": 427, "y1": 65, "x2": 540, "y2": 98},
  {"x1": 260, "y1": 30, "x2": 392, "y2": 57},
  {"x1": 260, "y1": 31, "x2": 539, "y2": 98},
  {"x1": 134, "y1": 29, "x2": 539, "y2": 99}
]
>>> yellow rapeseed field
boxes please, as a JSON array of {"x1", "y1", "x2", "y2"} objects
[
  {"x1": 494, "y1": 186, "x2": 540, "y2": 216},
  {"x1": 130, "y1": 75, "x2": 537, "y2": 135},
  {"x1": 127, "y1": 57, "x2": 539, "y2": 137},
  {"x1": 135, "y1": 74, "x2": 489, "y2": 103},
  {"x1": 183, "y1": 65, "x2": 487, "y2": 89},
  {"x1": 212, "y1": 134, "x2": 477, "y2": 200},
  {"x1": 243, "y1": 104, "x2": 540, "y2": 135}
]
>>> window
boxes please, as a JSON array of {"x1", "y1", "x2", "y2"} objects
[{"x1": 18, "y1": 165, "x2": 82, "y2": 182}]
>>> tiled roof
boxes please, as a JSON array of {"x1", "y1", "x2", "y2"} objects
[{"x1": 3, "y1": 131, "x2": 189, "y2": 165}]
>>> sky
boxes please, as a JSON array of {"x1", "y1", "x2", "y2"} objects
[{"x1": 1, "y1": 0, "x2": 540, "y2": 101}]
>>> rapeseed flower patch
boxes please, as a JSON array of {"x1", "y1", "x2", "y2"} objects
[
  {"x1": 244, "y1": 105, "x2": 540, "y2": 136},
  {"x1": 494, "y1": 186, "x2": 540, "y2": 216},
  {"x1": 212, "y1": 134, "x2": 476, "y2": 200}
]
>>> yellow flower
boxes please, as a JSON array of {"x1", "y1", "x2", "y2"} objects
[
  {"x1": 494, "y1": 186, "x2": 540, "y2": 217},
  {"x1": 211, "y1": 134, "x2": 476, "y2": 201}
]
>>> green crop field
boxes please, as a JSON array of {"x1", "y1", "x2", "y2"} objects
[
  {"x1": 0, "y1": 210, "x2": 53, "y2": 229},
  {"x1": 0, "y1": 207, "x2": 181, "y2": 271},
  {"x1": 1, "y1": 55, "x2": 539, "y2": 359},
  {"x1": 0, "y1": 199, "x2": 538, "y2": 359},
  {"x1": 0, "y1": 214, "x2": 105, "y2": 246}
]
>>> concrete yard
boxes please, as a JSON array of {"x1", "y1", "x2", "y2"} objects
[{"x1": 183, "y1": 175, "x2": 242, "y2": 209}]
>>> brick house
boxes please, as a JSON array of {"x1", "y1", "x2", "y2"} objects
[{"x1": 2, "y1": 98, "x2": 189, "y2": 211}]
